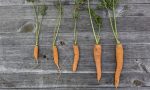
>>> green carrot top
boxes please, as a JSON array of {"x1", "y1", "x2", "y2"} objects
[
  {"x1": 26, "y1": 0, "x2": 48, "y2": 45},
  {"x1": 99, "y1": 0, "x2": 120, "y2": 10},
  {"x1": 98, "y1": 0, "x2": 121, "y2": 44}
]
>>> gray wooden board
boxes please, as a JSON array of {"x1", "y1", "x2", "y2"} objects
[
  {"x1": 0, "y1": 0, "x2": 150, "y2": 90},
  {"x1": 0, "y1": 4, "x2": 150, "y2": 19}
]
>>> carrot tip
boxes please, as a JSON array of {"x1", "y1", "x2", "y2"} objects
[
  {"x1": 115, "y1": 86, "x2": 118, "y2": 89},
  {"x1": 56, "y1": 64, "x2": 61, "y2": 72},
  {"x1": 72, "y1": 69, "x2": 76, "y2": 73},
  {"x1": 72, "y1": 64, "x2": 77, "y2": 72},
  {"x1": 115, "y1": 80, "x2": 119, "y2": 88}
]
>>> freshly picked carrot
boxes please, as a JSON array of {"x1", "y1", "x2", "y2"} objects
[
  {"x1": 98, "y1": 0, "x2": 124, "y2": 88},
  {"x1": 72, "y1": 0, "x2": 86, "y2": 72},
  {"x1": 52, "y1": 0, "x2": 63, "y2": 71},
  {"x1": 26, "y1": 0, "x2": 48, "y2": 63},
  {"x1": 87, "y1": 0, "x2": 103, "y2": 82}
]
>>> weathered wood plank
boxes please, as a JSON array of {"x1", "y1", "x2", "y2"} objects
[
  {"x1": 2, "y1": 44, "x2": 150, "y2": 59},
  {"x1": 0, "y1": 87, "x2": 150, "y2": 90},
  {"x1": 0, "y1": 72, "x2": 148, "y2": 88},
  {"x1": 0, "y1": 44, "x2": 150, "y2": 73},
  {"x1": 0, "y1": 58, "x2": 148, "y2": 73},
  {"x1": 1, "y1": 32, "x2": 150, "y2": 46},
  {"x1": 0, "y1": 0, "x2": 149, "y2": 6},
  {"x1": 0, "y1": 17, "x2": 150, "y2": 33},
  {"x1": 0, "y1": 4, "x2": 150, "y2": 19}
]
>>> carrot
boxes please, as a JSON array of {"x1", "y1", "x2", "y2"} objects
[
  {"x1": 98, "y1": 0, "x2": 124, "y2": 87},
  {"x1": 72, "y1": 0, "x2": 85, "y2": 72},
  {"x1": 52, "y1": 0, "x2": 63, "y2": 71},
  {"x1": 87, "y1": 0, "x2": 103, "y2": 82},
  {"x1": 94, "y1": 45, "x2": 102, "y2": 82},
  {"x1": 115, "y1": 44, "x2": 124, "y2": 88},
  {"x1": 53, "y1": 45, "x2": 60, "y2": 70},
  {"x1": 72, "y1": 45, "x2": 79, "y2": 72},
  {"x1": 26, "y1": 0, "x2": 48, "y2": 62},
  {"x1": 33, "y1": 45, "x2": 38, "y2": 62}
]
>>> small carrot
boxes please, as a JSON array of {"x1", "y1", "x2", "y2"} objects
[
  {"x1": 115, "y1": 44, "x2": 124, "y2": 88},
  {"x1": 33, "y1": 45, "x2": 38, "y2": 62},
  {"x1": 53, "y1": 45, "x2": 60, "y2": 70},
  {"x1": 94, "y1": 45, "x2": 102, "y2": 81},
  {"x1": 52, "y1": 0, "x2": 63, "y2": 71},
  {"x1": 27, "y1": 0, "x2": 48, "y2": 62},
  {"x1": 72, "y1": 45, "x2": 79, "y2": 72},
  {"x1": 72, "y1": 0, "x2": 85, "y2": 72}
]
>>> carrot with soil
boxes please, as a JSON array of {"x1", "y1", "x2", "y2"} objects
[
  {"x1": 98, "y1": 0, "x2": 124, "y2": 88},
  {"x1": 52, "y1": 0, "x2": 63, "y2": 71},
  {"x1": 72, "y1": 0, "x2": 86, "y2": 72},
  {"x1": 26, "y1": 0, "x2": 48, "y2": 63},
  {"x1": 87, "y1": 0, "x2": 103, "y2": 82}
]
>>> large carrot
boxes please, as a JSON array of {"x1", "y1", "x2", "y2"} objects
[
  {"x1": 87, "y1": 0, "x2": 103, "y2": 82},
  {"x1": 98, "y1": 0, "x2": 124, "y2": 88},
  {"x1": 33, "y1": 45, "x2": 39, "y2": 62},
  {"x1": 72, "y1": 45, "x2": 79, "y2": 72},
  {"x1": 94, "y1": 45, "x2": 102, "y2": 81},
  {"x1": 115, "y1": 44, "x2": 123, "y2": 88}
]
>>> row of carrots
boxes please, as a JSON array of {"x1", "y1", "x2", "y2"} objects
[{"x1": 27, "y1": 0, "x2": 124, "y2": 88}]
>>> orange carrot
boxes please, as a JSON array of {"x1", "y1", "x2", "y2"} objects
[
  {"x1": 72, "y1": 45, "x2": 79, "y2": 72},
  {"x1": 53, "y1": 45, "x2": 60, "y2": 70},
  {"x1": 33, "y1": 45, "x2": 38, "y2": 62},
  {"x1": 115, "y1": 44, "x2": 124, "y2": 88},
  {"x1": 94, "y1": 44, "x2": 102, "y2": 82}
]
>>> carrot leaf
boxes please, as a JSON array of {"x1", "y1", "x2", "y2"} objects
[
  {"x1": 98, "y1": 0, "x2": 120, "y2": 10},
  {"x1": 38, "y1": 4, "x2": 48, "y2": 16},
  {"x1": 89, "y1": 8, "x2": 103, "y2": 29}
]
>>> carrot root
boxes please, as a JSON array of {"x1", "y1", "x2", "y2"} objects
[
  {"x1": 53, "y1": 46, "x2": 60, "y2": 71},
  {"x1": 94, "y1": 44, "x2": 102, "y2": 82},
  {"x1": 34, "y1": 45, "x2": 39, "y2": 62},
  {"x1": 115, "y1": 44, "x2": 124, "y2": 88},
  {"x1": 72, "y1": 45, "x2": 79, "y2": 72}
]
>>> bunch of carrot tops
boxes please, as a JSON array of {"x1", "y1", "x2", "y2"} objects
[{"x1": 27, "y1": 0, "x2": 124, "y2": 88}]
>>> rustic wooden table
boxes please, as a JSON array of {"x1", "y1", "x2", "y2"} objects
[{"x1": 0, "y1": 0, "x2": 150, "y2": 90}]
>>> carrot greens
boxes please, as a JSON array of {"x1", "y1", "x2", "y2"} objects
[
  {"x1": 52, "y1": 0, "x2": 63, "y2": 46},
  {"x1": 98, "y1": 0, "x2": 121, "y2": 44},
  {"x1": 72, "y1": 0, "x2": 86, "y2": 45},
  {"x1": 27, "y1": 0, "x2": 48, "y2": 46},
  {"x1": 87, "y1": 0, "x2": 103, "y2": 44}
]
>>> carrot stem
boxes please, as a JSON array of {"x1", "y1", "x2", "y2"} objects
[
  {"x1": 53, "y1": 0, "x2": 63, "y2": 46},
  {"x1": 87, "y1": 0, "x2": 99, "y2": 44},
  {"x1": 108, "y1": 12, "x2": 120, "y2": 44},
  {"x1": 73, "y1": 19, "x2": 78, "y2": 45},
  {"x1": 102, "y1": 0, "x2": 120, "y2": 44}
]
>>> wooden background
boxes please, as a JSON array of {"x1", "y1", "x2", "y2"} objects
[{"x1": 0, "y1": 0, "x2": 150, "y2": 90}]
